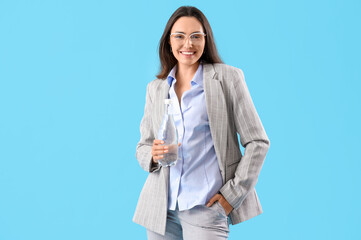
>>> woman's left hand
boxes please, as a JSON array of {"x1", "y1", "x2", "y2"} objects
[{"x1": 206, "y1": 193, "x2": 233, "y2": 216}]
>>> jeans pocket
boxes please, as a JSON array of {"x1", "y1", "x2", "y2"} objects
[{"x1": 215, "y1": 201, "x2": 227, "y2": 216}]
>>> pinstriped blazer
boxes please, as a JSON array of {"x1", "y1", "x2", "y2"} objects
[{"x1": 133, "y1": 63, "x2": 270, "y2": 235}]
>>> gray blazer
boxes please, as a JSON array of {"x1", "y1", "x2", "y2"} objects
[{"x1": 133, "y1": 63, "x2": 270, "y2": 235}]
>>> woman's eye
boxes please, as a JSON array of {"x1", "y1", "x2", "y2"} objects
[
  {"x1": 175, "y1": 35, "x2": 184, "y2": 39},
  {"x1": 190, "y1": 35, "x2": 201, "y2": 40}
]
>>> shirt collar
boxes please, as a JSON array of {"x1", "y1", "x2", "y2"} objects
[
  {"x1": 167, "y1": 65, "x2": 177, "y2": 86},
  {"x1": 167, "y1": 63, "x2": 203, "y2": 87}
]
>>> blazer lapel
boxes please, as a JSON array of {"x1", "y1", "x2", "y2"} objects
[
  {"x1": 155, "y1": 81, "x2": 170, "y2": 130},
  {"x1": 156, "y1": 80, "x2": 171, "y2": 191},
  {"x1": 203, "y1": 63, "x2": 228, "y2": 179}
]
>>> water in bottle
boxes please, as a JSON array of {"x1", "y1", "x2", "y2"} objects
[{"x1": 157, "y1": 99, "x2": 179, "y2": 167}]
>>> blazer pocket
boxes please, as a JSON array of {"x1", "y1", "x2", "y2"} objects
[
  {"x1": 227, "y1": 156, "x2": 241, "y2": 167},
  {"x1": 225, "y1": 157, "x2": 241, "y2": 181}
]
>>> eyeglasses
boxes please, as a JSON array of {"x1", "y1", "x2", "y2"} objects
[{"x1": 169, "y1": 32, "x2": 206, "y2": 44}]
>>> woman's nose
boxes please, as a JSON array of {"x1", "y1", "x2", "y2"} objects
[{"x1": 184, "y1": 38, "x2": 193, "y2": 48}]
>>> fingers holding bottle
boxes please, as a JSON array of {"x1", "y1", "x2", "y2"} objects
[
  {"x1": 151, "y1": 139, "x2": 168, "y2": 163},
  {"x1": 151, "y1": 140, "x2": 182, "y2": 165}
]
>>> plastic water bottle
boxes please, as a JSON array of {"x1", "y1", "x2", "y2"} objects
[{"x1": 157, "y1": 99, "x2": 178, "y2": 167}]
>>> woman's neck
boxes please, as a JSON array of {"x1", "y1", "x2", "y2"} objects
[{"x1": 175, "y1": 62, "x2": 200, "y2": 84}]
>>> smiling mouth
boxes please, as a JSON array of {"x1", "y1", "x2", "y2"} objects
[{"x1": 180, "y1": 51, "x2": 196, "y2": 56}]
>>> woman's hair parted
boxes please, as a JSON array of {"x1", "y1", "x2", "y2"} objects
[{"x1": 156, "y1": 6, "x2": 223, "y2": 79}]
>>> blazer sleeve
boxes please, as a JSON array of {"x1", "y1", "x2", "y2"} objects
[
  {"x1": 135, "y1": 82, "x2": 161, "y2": 173},
  {"x1": 219, "y1": 68, "x2": 270, "y2": 210}
]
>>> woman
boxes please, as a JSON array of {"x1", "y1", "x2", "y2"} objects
[{"x1": 133, "y1": 6, "x2": 270, "y2": 240}]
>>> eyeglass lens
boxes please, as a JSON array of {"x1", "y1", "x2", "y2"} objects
[{"x1": 171, "y1": 33, "x2": 205, "y2": 43}]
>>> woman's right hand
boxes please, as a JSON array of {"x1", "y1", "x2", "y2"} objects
[
  {"x1": 151, "y1": 139, "x2": 167, "y2": 164},
  {"x1": 151, "y1": 140, "x2": 181, "y2": 164}
]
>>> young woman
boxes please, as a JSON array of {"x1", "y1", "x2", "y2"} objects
[{"x1": 133, "y1": 6, "x2": 270, "y2": 240}]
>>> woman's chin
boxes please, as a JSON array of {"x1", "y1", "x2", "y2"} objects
[{"x1": 177, "y1": 57, "x2": 201, "y2": 66}]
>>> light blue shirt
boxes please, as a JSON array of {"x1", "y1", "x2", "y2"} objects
[{"x1": 167, "y1": 63, "x2": 223, "y2": 211}]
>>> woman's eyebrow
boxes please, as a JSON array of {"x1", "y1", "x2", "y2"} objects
[{"x1": 174, "y1": 31, "x2": 203, "y2": 34}]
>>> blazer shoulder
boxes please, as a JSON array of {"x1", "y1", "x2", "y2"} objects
[
  {"x1": 148, "y1": 78, "x2": 164, "y2": 87},
  {"x1": 213, "y1": 63, "x2": 244, "y2": 74},
  {"x1": 212, "y1": 63, "x2": 245, "y2": 84},
  {"x1": 146, "y1": 78, "x2": 167, "y2": 93}
]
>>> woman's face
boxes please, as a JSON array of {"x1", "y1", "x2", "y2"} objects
[{"x1": 169, "y1": 17, "x2": 206, "y2": 68}]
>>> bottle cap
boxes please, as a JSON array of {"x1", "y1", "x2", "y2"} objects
[{"x1": 164, "y1": 99, "x2": 172, "y2": 105}]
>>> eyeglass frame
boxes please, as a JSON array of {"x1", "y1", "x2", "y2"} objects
[{"x1": 169, "y1": 32, "x2": 207, "y2": 44}]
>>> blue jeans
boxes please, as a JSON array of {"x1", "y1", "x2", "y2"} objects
[{"x1": 147, "y1": 202, "x2": 230, "y2": 240}]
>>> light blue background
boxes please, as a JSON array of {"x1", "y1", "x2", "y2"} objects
[{"x1": 0, "y1": 0, "x2": 360, "y2": 239}]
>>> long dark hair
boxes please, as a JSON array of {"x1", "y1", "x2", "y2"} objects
[{"x1": 156, "y1": 6, "x2": 223, "y2": 79}]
